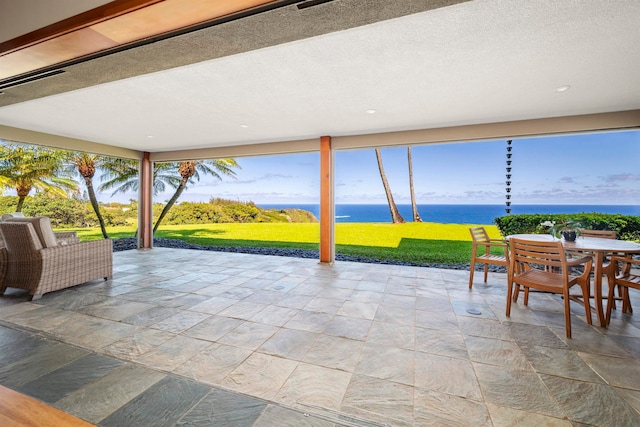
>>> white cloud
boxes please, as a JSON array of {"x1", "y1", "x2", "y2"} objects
[
  {"x1": 558, "y1": 176, "x2": 575, "y2": 184},
  {"x1": 604, "y1": 173, "x2": 640, "y2": 183}
]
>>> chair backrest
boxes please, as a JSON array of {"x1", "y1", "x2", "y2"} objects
[
  {"x1": 580, "y1": 229, "x2": 617, "y2": 239},
  {"x1": 3, "y1": 216, "x2": 58, "y2": 248},
  {"x1": 1, "y1": 212, "x2": 25, "y2": 221},
  {"x1": 0, "y1": 222, "x2": 44, "y2": 256},
  {"x1": 469, "y1": 227, "x2": 490, "y2": 243},
  {"x1": 509, "y1": 238, "x2": 567, "y2": 273},
  {"x1": 0, "y1": 213, "x2": 26, "y2": 248}
]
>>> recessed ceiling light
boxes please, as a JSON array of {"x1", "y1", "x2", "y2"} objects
[
  {"x1": 146, "y1": 135, "x2": 153, "y2": 138},
  {"x1": 240, "y1": 124, "x2": 249, "y2": 128},
  {"x1": 366, "y1": 109, "x2": 377, "y2": 114},
  {"x1": 555, "y1": 85, "x2": 570, "y2": 93}
]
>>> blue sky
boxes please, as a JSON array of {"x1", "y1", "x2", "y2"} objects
[
  {"x1": 132, "y1": 130, "x2": 639, "y2": 206},
  {"x1": 3, "y1": 130, "x2": 637, "y2": 205}
]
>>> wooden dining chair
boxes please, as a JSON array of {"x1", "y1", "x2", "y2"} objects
[
  {"x1": 580, "y1": 230, "x2": 617, "y2": 239},
  {"x1": 468, "y1": 227, "x2": 509, "y2": 289},
  {"x1": 507, "y1": 238, "x2": 593, "y2": 338},
  {"x1": 606, "y1": 256, "x2": 640, "y2": 325},
  {"x1": 574, "y1": 229, "x2": 631, "y2": 312}
]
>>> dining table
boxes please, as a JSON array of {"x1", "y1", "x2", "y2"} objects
[{"x1": 507, "y1": 234, "x2": 640, "y2": 327}]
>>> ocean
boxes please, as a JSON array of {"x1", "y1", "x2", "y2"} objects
[{"x1": 257, "y1": 204, "x2": 640, "y2": 225}]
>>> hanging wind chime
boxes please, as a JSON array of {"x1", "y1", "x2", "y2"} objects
[{"x1": 505, "y1": 140, "x2": 512, "y2": 214}]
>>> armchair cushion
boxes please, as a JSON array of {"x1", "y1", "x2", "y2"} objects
[
  {"x1": 4, "y1": 216, "x2": 58, "y2": 248},
  {"x1": 1, "y1": 212, "x2": 25, "y2": 221}
]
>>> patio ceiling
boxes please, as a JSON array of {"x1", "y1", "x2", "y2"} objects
[{"x1": 0, "y1": 0, "x2": 639, "y2": 160}]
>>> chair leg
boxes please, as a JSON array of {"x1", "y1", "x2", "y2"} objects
[
  {"x1": 621, "y1": 286, "x2": 633, "y2": 313},
  {"x1": 469, "y1": 259, "x2": 476, "y2": 289},
  {"x1": 512, "y1": 283, "x2": 521, "y2": 302},
  {"x1": 563, "y1": 290, "x2": 572, "y2": 339},
  {"x1": 523, "y1": 287, "x2": 530, "y2": 305},
  {"x1": 582, "y1": 281, "x2": 592, "y2": 325},
  {"x1": 28, "y1": 293, "x2": 43, "y2": 301},
  {"x1": 606, "y1": 281, "x2": 619, "y2": 326},
  {"x1": 506, "y1": 279, "x2": 513, "y2": 316},
  {"x1": 483, "y1": 263, "x2": 489, "y2": 283}
]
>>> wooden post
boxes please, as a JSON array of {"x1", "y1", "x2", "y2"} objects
[
  {"x1": 319, "y1": 136, "x2": 334, "y2": 263},
  {"x1": 138, "y1": 151, "x2": 153, "y2": 249}
]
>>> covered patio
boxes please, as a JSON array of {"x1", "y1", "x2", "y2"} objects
[
  {"x1": 1, "y1": 0, "x2": 640, "y2": 258},
  {"x1": 2, "y1": 1, "x2": 640, "y2": 425},
  {"x1": 1, "y1": 248, "x2": 639, "y2": 426}
]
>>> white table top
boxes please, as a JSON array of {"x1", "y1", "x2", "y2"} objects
[{"x1": 507, "y1": 234, "x2": 640, "y2": 253}]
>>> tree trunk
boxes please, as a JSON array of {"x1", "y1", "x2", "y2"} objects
[
  {"x1": 84, "y1": 177, "x2": 109, "y2": 239},
  {"x1": 408, "y1": 146, "x2": 422, "y2": 222},
  {"x1": 375, "y1": 148, "x2": 405, "y2": 224},
  {"x1": 153, "y1": 179, "x2": 187, "y2": 233},
  {"x1": 15, "y1": 186, "x2": 30, "y2": 212},
  {"x1": 15, "y1": 196, "x2": 25, "y2": 212}
]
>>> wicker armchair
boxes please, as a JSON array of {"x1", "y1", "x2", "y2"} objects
[
  {"x1": 0, "y1": 221, "x2": 112, "y2": 300},
  {"x1": 0, "y1": 246, "x2": 6, "y2": 289}
]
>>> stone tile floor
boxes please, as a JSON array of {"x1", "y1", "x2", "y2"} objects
[{"x1": 1, "y1": 248, "x2": 640, "y2": 426}]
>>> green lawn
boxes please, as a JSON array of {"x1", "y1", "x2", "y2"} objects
[{"x1": 67, "y1": 222, "x2": 503, "y2": 265}]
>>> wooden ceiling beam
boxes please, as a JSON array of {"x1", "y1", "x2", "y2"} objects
[
  {"x1": 0, "y1": 0, "x2": 280, "y2": 82},
  {"x1": 0, "y1": 0, "x2": 163, "y2": 55}
]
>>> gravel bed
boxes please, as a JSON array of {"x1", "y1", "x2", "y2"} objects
[{"x1": 112, "y1": 237, "x2": 502, "y2": 272}]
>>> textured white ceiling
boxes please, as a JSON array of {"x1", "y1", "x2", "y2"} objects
[{"x1": 0, "y1": 0, "x2": 639, "y2": 152}]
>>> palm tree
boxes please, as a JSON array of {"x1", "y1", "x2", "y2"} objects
[
  {"x1": 67, "y1": 152, "x2": 111, "y2": 239},
  {"x1": 153, "y1": 159, "x2": 239, "y2": 232},
  {"x1": 99, "y1": 159, "x2": 179, "y2": 237},
  {"x1": 99, "y1": 159, "x2": 181, "y2": 197},
  {"x1": 99, "y1": 158, "x2": 240, "y2": 233},
  {"x1": 0, "y1": 144, "x2": 77, "y2": 212},
  {"x1": 374, "y1": 148, "x2": 405, "y2": 224},
  {"x1": 0, "y1": 173, "x2": 9, "y2": 190},
  {"x1": 408, "y1": 146, "x2": 422, "y2": 222}
]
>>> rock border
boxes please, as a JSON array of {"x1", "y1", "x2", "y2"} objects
[{"x1": 112, "y1": 237, "x2": 508, "y2": 273}]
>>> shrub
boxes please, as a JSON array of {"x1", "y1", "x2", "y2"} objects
[
  {"x1": 0, "y1": 196, "x2": 317, "y2": 227},
  {"x1": 0, "y1": 195, "x2": 137, "y2": 227},
  {"x1": 495, "y1": 213, "x2": 640, "y2": 241},
  {"x1": 0, "y1": 194, "x2": 96, "y2": 227},
  {"x1": 163, "y1": 201, "x2": 317, "y2": 224},
  {"x1": 0, "y1": 196, "x2": 19, "y2": 213}
]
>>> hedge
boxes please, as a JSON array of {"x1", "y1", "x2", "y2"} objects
[
  {"x1": 0, "y1": 196, "x2": 317, "y2": 227},
  {"x1": 494, "y1": 213, "x2": 640, "y2": 242},
  {"x1": 163, "y1": 201, "x2": 317, "y2": 224}
]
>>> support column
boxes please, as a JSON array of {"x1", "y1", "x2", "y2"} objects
[
  {"x1": 138, "y1": 151, "x2": 153, "y2": 249},
  {"x1": 319, "y1": 136, "x2": 335, "y2": 263}
]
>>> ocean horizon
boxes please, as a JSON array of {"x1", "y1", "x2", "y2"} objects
[{"x1": 258, "y1": 204, "x2": 640, "y2": 225}]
